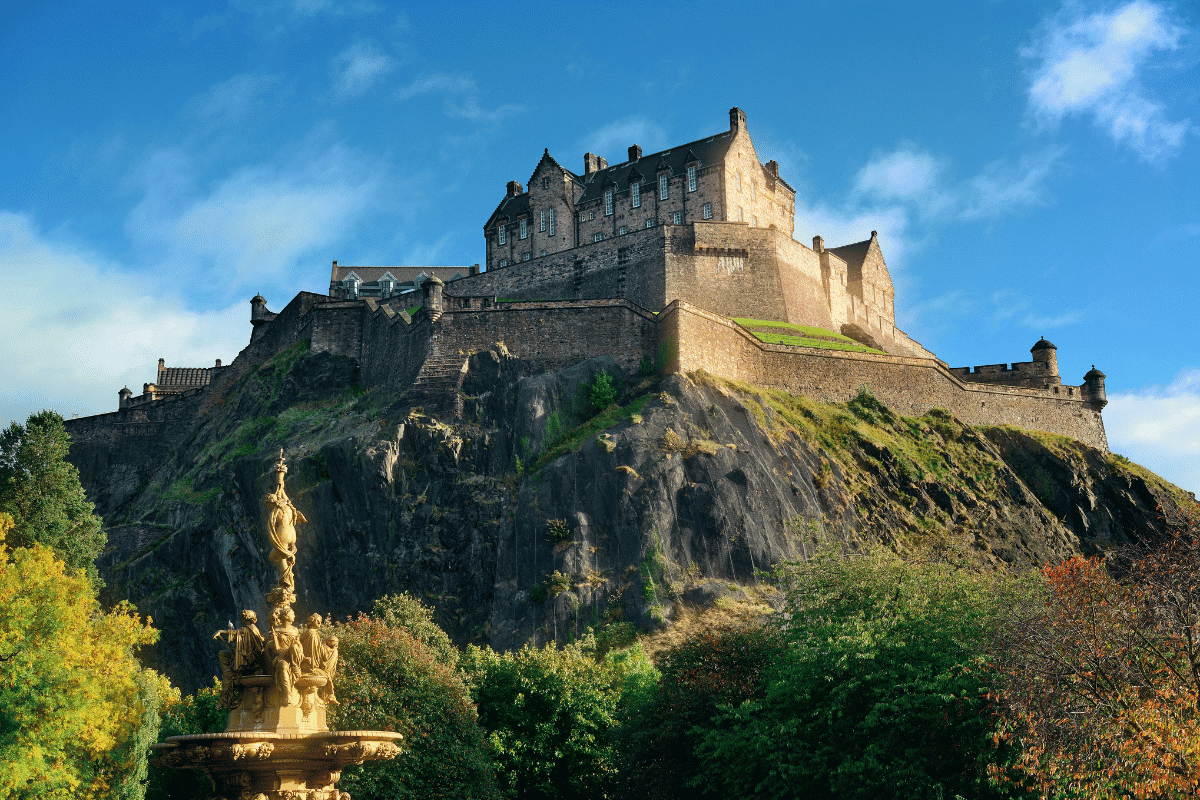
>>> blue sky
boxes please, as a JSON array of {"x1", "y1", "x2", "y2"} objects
[{"x1": 2, "y1": 1, "x2": 1198, "y2": 492}]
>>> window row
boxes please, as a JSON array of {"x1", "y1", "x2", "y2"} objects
[{"x1": 496, "y1": 208, "x2": 556, "y2": 245}]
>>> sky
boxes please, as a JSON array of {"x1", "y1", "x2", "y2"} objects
[{"x1": 1, "y1": 0, "x2": 1198, "y2": 493}]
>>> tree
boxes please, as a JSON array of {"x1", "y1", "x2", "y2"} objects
[
  {"x1": 0, "y1": 411, "x2": 104, "y2": 581},
  {"x1": 371, "y1": 592, "x2": 459, "y2": 668},
  {"x1": 693, "y1": 548, "x2": 1022, "y2": 800},
  {"x1": 461, "y1": 638, "x2": 657, "y2": 800},
  {"x1": 145, "y1": 680, "x2": 226, "y2": 800},
  {"x1": 0, "y1": 513, "x2": 161, "y2": 799},
  {"x1": 617, "y1": 623, "x2": 784, "y2": 800},
  {"x1": 331, "y1": 612, "x2": 498, "y2": 800},
  {"x1": 995, "y1": 526, "x2": 1200, "y2": 799}
]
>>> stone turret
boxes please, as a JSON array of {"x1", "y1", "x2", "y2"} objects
[
  {"x1": 1084, "y1": 366, "x2": 1108, "y2": 409},
  {"x1": 1031, "y1": 338, "x2": 1059, "y2": 382},
  {"x1": 118, "y1": 386, "x2": 132, "y2": 409},
  {"x1": 422, "y1": 275, "x2": 445, "y2": 321},
  {"x1": 250, "y1": 294, "x2": 271, "y2": 342}
]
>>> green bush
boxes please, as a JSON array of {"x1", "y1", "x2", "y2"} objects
[{"x1": 588, "y1": 372, "x2": 617, "y2": 414}]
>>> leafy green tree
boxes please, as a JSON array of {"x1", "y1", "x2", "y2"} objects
[
  {"x1": 0, "y1": 513, "x2": 161, "y2": 799},
  {"x1": 617, "y1": 623, "x2": 785, "y2": 800},
  {"x1": 462, "y1": 638, "x2": 657, "y2": 800},
  {"x1": 588, "y1": 372, "x2": 617, "y2": 414},
  {"x1": 0, "y1": 411, "x2": 104, "y2": 581},
  {"x1": 694, "y1": 548, "x2": 1025, "y2": 800},
  {"x1": 331, "y1": 613, "x2": 498, "y2": 800},
  {"x1": 145, "y1": 680, "x2": 226, "y2": 800},
  {"x1": 371, "y1": 592, "x2": 459, "y2": 668}
]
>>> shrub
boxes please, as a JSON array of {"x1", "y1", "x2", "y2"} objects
[{"x1": 588, "y1": 372, "x2": 617, "y2": 414}]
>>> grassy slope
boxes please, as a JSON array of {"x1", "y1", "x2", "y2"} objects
[{"x1": 729, "y1": 317, "x2": 885, "y2": 354}]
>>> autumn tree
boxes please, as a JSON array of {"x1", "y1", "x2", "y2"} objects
[
  {"x1": 0, "y1": 411, "x2": 104, "y2": 581},
  {"x1": 995, "y1": 525, "x2": 1200, "y2": 799},
  {"x1": 0, "y1": 513, "x2": 162, "y2": 800}
]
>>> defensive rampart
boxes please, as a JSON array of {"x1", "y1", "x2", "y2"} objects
[{"x1": 659, "y1": 301, "x2": 1108, "y2": 450}]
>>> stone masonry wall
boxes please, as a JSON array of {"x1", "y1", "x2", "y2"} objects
[{"x1": 661, "y1": 302, "x2": 1109, "y2": 451}]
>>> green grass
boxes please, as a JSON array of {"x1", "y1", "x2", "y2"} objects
[
  {"x1": 406, "y1": 305, "x2": 422, "y2": 316},
  {"x1": 729, "y1": 317, "x2": 884, "y2": 354},
  {"x1": 529, "y1": 393, "x2": 655, "y2": 472}
]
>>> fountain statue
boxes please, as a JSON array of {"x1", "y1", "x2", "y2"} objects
[{"x1": 151, "y1": 451, "x2": 402, "y2": 799}]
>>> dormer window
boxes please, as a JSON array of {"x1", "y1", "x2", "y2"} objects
[
  {"x1": 687, "y1": 165, "x2": 697, "y2": 192},
  {"x1": 519, "y1": 217, "x2": 528, "y2": 239},
  {"x1": 604, "y1": 189, "x2": 613, "y2": 215},
  {"x1": 498, "y1": 224, "x2": 506, "y2": 245},
  {"x1": 659, "y1": 174, "x2": 668, "y2": 200},
  {"x1": 632, "y1": 181, "x2": 641, "y2": 208},
  {"x1": 345, "y1": 276, "x2": 360, "y2": 298},
  {"x1": 549, "y1": 208, "x2": 556, "y2": 235}
]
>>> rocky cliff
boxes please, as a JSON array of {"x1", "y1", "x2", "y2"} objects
[{"x1": 69, "y1": 344, "x2": 1192, "y2": 693}]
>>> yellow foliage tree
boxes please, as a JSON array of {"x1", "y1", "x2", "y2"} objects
[{"x1": 0, "y1": 512, "x2": 162, "y2": 799}]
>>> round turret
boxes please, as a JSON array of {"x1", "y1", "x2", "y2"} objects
[
  {"x1": 1083, "y1": 365, "x2": 1107, "y2": 409},
  {"x1": 118, "y1": 386, "x2": 132, "y2": 410},
  {"x1": 422, "y1": 276, "x2": 445, "y2": 321},
  {"x1": 1031, "y1": 337, "x2": 1059, "y2": 379}
]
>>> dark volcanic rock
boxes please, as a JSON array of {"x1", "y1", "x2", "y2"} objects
[{"x1": 72, "y1": 347, "x2": 1192, "y2": 693}]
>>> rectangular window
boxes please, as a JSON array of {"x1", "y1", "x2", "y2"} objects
[
  {"x1": 751, "y1": 182, "x2": 756, "y2": 201},
  {"x1": 703, "y1": 203, "x2": 712, "y2": 219},
  {"x1": 540, "y1": 210, "x2": 546, "y2": 232},
  {"x1": 523, "y1": 253, "x2": 530, "y2": 261},
  {"x1": 619, "y1": 226, "x2": 627, "y2": 235},
  {"x1": 498, "y1": 224, "x2": 506, "y2": 245},
  {"x1": 632, "y1": 181, "x2": 641, "y2": 208},
  {"x1": 594, "y1": 233, "x2": 603, "y2": 242},
  {"x1": 738, "y1": 207, "x2": 744, "y2": 222},
  {"x1": 687, "y1": 165, "x2": 697, "y2": 192},
  {"x1": 589, "y1": 210, "x2": 595, "y2": 220},
  {"x1": 645, "y1": 219, "x2": 654, "y2": 228},
  {"x1": 519, "y1": 218, "x2": 527, "y2": 239},
  {"x1": 672, "y1": 211, "x2": 681, "y2": 224},
  {"x1": 736, "y1": 172, "x2": 742, "y2": 190},
  {"x1": 659, "y1": 174, "x2": 668, "y2": 200},
  {"x1": 548, "y1": 208, "x2": 556, "y2": 235},
  {"x1": 500, "y1": 259, "x2": 508, "y2": 267},
  {"x1": 604, "y1": 189, "x2": 613, "y2": 215},
  {"x1": 580, "y1": 211, "x2": 586, "y2": 222},
  {"x1": 752, "y1": 215, "x2": 758, "y2": 227}
]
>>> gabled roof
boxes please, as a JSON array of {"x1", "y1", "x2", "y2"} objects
[
  {"x1": 526, "y1": 148, "x2": 581, "y2": 188},
  {"x1": 484, "y1": 192, "x2": 531, "y2": 230},
  {"x1": 827, "y1": 238, "x2": 872, "y2": 272},
  {"x1": 331, "y1": 266, "x2": 470, "y2": 284},
  {"x1": 157, "y1": 367, "x2": 214, "y2": 389},
  {"x1": 575, "y1": 129, "x2": 736, "y2": 205}
]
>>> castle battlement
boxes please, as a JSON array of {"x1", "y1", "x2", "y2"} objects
[{"x1": 82, "y1": 107, "x2": 1108, "y2": 452}]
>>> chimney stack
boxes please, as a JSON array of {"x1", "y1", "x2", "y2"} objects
[
  {"x1": 628, "y1": 144, "x2": 642, "y2": 161},
  {"x1": 813, "y1": 235, "x2": 824, "y2": 253},
  {"x1": 506, "y1": 180, "x2": 524, "y2": 198},
  {"x1": 729, "y1": 106, "x2": 746, "y2": 132},
  {"x1": 584, "y1": 152, "x2": 600, "y2": 174},
  {"x1": 766, "y1": 160, "x2": 779, "y2": 178}
]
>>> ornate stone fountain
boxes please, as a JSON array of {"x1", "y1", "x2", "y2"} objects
[{"x1": 152, "y1": 452, "x2": 402, "y2": 800}]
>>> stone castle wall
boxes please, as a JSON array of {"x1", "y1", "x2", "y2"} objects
[{"x1": 660, "y1": 302, "x2": 1108, "y2": 450}]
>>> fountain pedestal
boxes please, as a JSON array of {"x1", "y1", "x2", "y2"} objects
[{"x1": 151, "y1": 452, "x2": 401, "y2": 800}]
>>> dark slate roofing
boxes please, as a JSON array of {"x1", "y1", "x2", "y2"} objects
[
  {"x1": 827, "y1": 237, "x2": 873, "y2": 272},
  {"x1": 575, "y1": 129, "x2": 736, "y2": 204},
  {"x1": 484, "y1": 192, "x2": 531, "y2": 231},
  {"x1": 332, "y1": 266, "x2": 470, "y2": 284},
  {"x1": 1031, "y1": 338, "x2": 1057, "y2": 351},
  {"x1": 1085, "y1": 365, "x2": 1105, "y2": 379},
  {"x1": 157, "y1": 367, "x2": 214, "y2": 389}
]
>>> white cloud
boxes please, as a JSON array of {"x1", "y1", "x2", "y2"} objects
[
  {"x1": 1025, "y1": 1, "x2": 1190, "y2": 161},
  {"x1": 853, "y1": 148, "x2": 945, "y2": 204},
  {"x1": 1106, "y1": 368, "x2": 1200, "y2": 494},
  {"x1": 331, "y1": 41, "x2": 395, "y2": 96},
  {"x1": 0, "y1": 212, "x2": 248, "y2": 426},
  {"x1": 395, "y1": 73, "x2": 475, "y2": 100},
  {"x1": 393, "y1": 73, "x2": 521, "y2": 124},
  {"x1": 960, "y1": 148, "x2": 1063, "y2": 220},
  {"x1": 582, "y1": 118, "x2": 668, "y2": 163},
  {"x1": 186, "y1": 73, "x2": 282, "y2": 122},
  {"x1": 124, "y1": 141, "x2": 384, "y2": 287}
]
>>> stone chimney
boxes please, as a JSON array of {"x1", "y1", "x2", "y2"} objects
[
  {"x1": 215, "y1": 359, "x2": 222, "y2": 367},
  {"x1": 729, "y1": 106, "x2": 746, "y2": 132},
  {"x1": 628, "y1": 144, "x2": 642, "y2": 162},
  {"x1": 813, "y1": 235, "x2": 824, "y2": 253},
  {"x1": 597, "y1": 156, "x2": 608, "y2": 170},
  {"x1": 766, "y1": 160, "x2": 779, "y2": 179},
  {"x1": 584, "y1": 152, "x2": 600, "y2": 174},
  {"x1": 506, "y1": 180, "x2": 524, "y2": 198}
]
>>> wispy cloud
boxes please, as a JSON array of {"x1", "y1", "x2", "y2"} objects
[
  {"x1": 124, "y1": 140, "x2": 384, "y2": 288},
  {"x1": 332, "y1": 41, "x2": 395, "y2": 96},
  {"x1": 582, "y1": 118, "x2": 668, "y2": 162},
  {"x1": 1107, "y1": 368, "x2": 1200, "y2": 494},
  {"x1": 1024, "y1": 0, "x2": 1191, "y2": 162},
  {"x1": 0, "y1": 212, "x2": 248, "y2": 426},
  {"x1": 394, "y1": 72, "x2": 522, "y2": 124},
  {"x1": 185, "y1": 72, "x2": 282, "y2": 122},
  {"x1": 959, "y1": 148, "x2": 1063, "y2": 220},
  {"x1": 989, "y1": 290, "x2": 1086, "y2": 330}
]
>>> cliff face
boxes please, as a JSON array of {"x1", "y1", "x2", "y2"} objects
[{"x1": 70, "y1": 345, "x2": 1191, "y2": 693}]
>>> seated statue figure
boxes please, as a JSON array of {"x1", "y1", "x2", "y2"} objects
[
  {"x1": 266, "y1": 607, "x2": 304, "y2": 708},
  {"x1": 212, "y1": 610, "x2": 265, "y2": 709}
]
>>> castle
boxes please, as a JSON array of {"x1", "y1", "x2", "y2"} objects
[{"x1": 98, "y1": 107, "x2": 1109, "y2": 451}]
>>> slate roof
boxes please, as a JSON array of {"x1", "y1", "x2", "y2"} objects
[
  {"x1": 827, "y1": 237, "x2": 874, "y2": 273},
  {"x1": 331, "y1": 266, "x2": 471, "y2": 284},
  {"x1": 485, "y1": 192, "x2": 531, "y2": 230},
  {"x1": 575, "y1": 130, "x2": 735, "y2": 205},
  {"x1": 157, "y1": 367, "x2": 214, "y2": 389}
]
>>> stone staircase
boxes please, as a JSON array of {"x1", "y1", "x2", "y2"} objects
[{"x1": 412, "y1": 353, "x2": 468, "y2": 397}]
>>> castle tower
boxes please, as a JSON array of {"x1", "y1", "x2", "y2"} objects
[
  {"x1": 1083, "y1": 366, "x2": 1108, "y2": 409},
  {"x1": 422, "y1": 276, "x2": 444, "y2": 321},
  {"x1": 118, "y1": 386, "x2": 132, "y2": 410},
  {"x1": 1031, "y1": 338, "x2": 1059, "y2": 384},
  {"x1": 251, "y1": 294, "x2": 270, "y2": 341}
]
